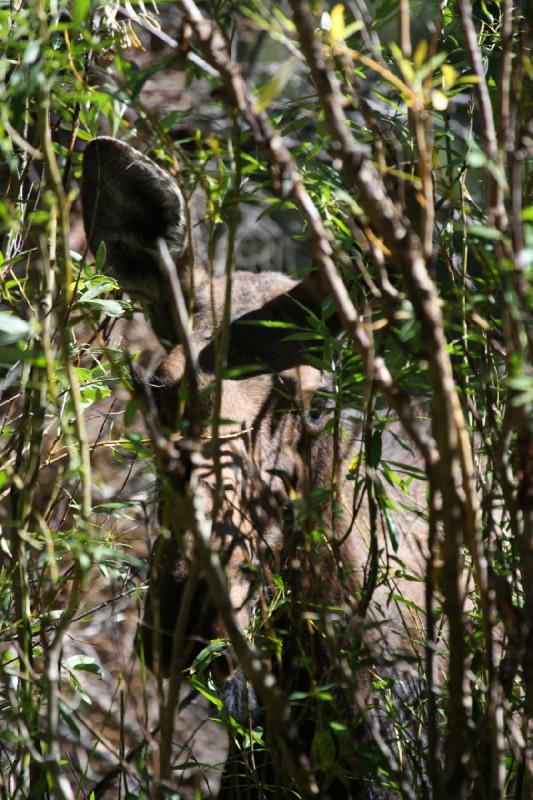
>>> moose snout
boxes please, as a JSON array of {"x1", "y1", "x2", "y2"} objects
[{"x1": 139, "y1": 531, "x2": 262, "y2": 726}]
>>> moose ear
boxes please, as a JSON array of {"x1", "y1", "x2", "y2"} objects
[{"x1": 82, "y1": 137, "x2": 188, "y2": 328}]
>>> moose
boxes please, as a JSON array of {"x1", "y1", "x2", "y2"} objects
[{"x1": 82, "y1": 137, "x2": 431, "y2": 798}]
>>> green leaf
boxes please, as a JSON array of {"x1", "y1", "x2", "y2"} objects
[
  {"x1": 63, "y1": 655, "x2": 103, "y2": 677},
  {"x1": 254, "y1": 57, "x2": 299, "y2": 113},
  {"x1": 190, "y1": 639, "x2": 227, "y2": 675},
  {"x1": 466, "y1": 224, "x2": 503, "y2": 241},
  {"x1": 311, "y1": 728, "x2": 336, "y2": 767},
  {"x1": 95, "y1": 240, "x2": 107, "y2": 271},
  {"x1": 77, "y1": 277, "x2": 118, "y2": 302},
  {"x1": 467, "y1": 150, "x2": 486, "y2": 168},
  {"x1": 368, "y1": 431, "x2": 382, "y2": 467},
  {"x1": 330, "y1": 721, "x2": 348, "y2": 733},
  {"x1": 0, "y1": 312, "x2": 31, "y2": 345},
  {"x1": 239, "y1": 319, "x2": 301, "y2": 329},
  {"x1": 390, "y1": 593, "x2": 424, "y2": 613},
  {"x1": 22, "y1": 40, "x2": 40, "y2": 65},
  {"x1": 189, "y1": 677, "x2": 223, "y2": 711},
  {"x1": 81, "y1": 298, "x2": 126, "y2": 317},
  {"x1": 272, "y1": 6, "x2": 296, "y2": 31},
  {"x1": 384, "y1": 509, "x2": 400, "y2": 551},
  {"x1": 289, "y1": 690, "x2": 311, "y2": 701},
  {"x1": 72, "y1": 0, "x2": 90, "y2": 25},
  {"x1": 124, "y1": 398, "x2": 138, "y2": 426},
  {"x1": 418, "y1": 51, "x2": 447, "y2": 81},
  {"x1": 59, "y1": 701, "x2": 81, "y2": 739}
]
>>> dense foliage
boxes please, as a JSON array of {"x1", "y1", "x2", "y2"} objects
[{"x1": 0, "y1": 1, "x2": 531, "y2": 798}]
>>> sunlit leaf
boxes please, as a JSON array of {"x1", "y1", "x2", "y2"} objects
[
  {"x1": 431, "y1": 90, "x2": 448, "y2": 111},
  {"x1": 344, "y1": 20, "x2": 363, "y2": 37},
  {"x1": 455, "y1": 75, "x2": 482, "y2": 85},
  {"x1": 22, "y1": 41, "x2": 40, "y2": 66},
  {"x1": 330, "y1": 4, "x2": 346, "y2": 42},
  {"x1": 413, "y1": 40, "x2": 428, "y2": 70},
  {"x1": 441, "y1": 64, "x2": 458, "y2": 90},
  {"x1": 471, "y1": 312, "x2": 490, "y2": 331},
  {"x1": 63, "y1": 655, "x2": 103, "y2": 677},
  {"x1": 0, "y1": 312, "x2": 31, "y2": 345}
]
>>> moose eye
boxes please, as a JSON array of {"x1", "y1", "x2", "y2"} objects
[
  {"x1": 240, "y1": 561, "x2": 259, "y2": 579},
  {"x1": 309, "y1": 393, "x2": 328, "y2": 420},
  {"x1": 305, "y1": 390, "x2": 332, "y2": 432}
]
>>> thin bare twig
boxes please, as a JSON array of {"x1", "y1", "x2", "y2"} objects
[
  {"x1": 157, "y1": 238, "x2": 202, "y2": 438},
  {"x1": 116, "y1": 3, "x2": 220, "y2": 78}
]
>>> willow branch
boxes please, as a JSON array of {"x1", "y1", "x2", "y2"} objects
[
  {"x1": 456, "y1": 0, "x2": 498, "y2": 164},
  {"x1": 39, "y1": 98, "x2": 92, "y2": 522},
  {"x1": 287, "y1": 1, "x2": 501, "y2": 793},
  {"x1": 498, "y1": 0, "x2": 513, "y2": 153},
  {"x1": 177, "y1": 0, "x2": 437, "y2": 474}
]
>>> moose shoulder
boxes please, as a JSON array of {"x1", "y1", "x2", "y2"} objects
[{"x1": 82, "y1": 137, "x2": 430, "y2": 796}]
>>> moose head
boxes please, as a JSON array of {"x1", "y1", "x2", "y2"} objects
[{"x1": 82, "y1": 137, "x2": 428, "y2": 783}]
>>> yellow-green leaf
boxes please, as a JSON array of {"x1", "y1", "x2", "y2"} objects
[
  {"x1": 344, "y1": 20, "x2": 363, "y2": 38},
  {"x1": 254, "y1": 57, "x2": 299, "y2": 113},
  {"x1": 413, "y1": 39, "x2": 428, "y2": 69},
  {"x1": 390, "y1": 41, "x2": 415, "y2": 82},
  {"x1": 330, "y1": 4, "x2": 345, "y2": 42},
  {"x1": 441, "y1": 64, "x2": 458, "y2": 90},
  {"x1": 72, "y1": 0, "x2": 90, "y2": 25},
  {"x1": 455, "y1": 74, "x2": 482, "y2": 84},
  {"x1": 272, "y1": 6, "x2": 296, "y2": 32}
]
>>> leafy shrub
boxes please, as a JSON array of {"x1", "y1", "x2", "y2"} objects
[{"x1": 0, "y1": 1, "x2": 531, "y2": 798}]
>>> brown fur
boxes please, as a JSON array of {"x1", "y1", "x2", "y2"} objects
[{"x1": 82, "y1": 137, "x2": 430, "y2": 794}]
